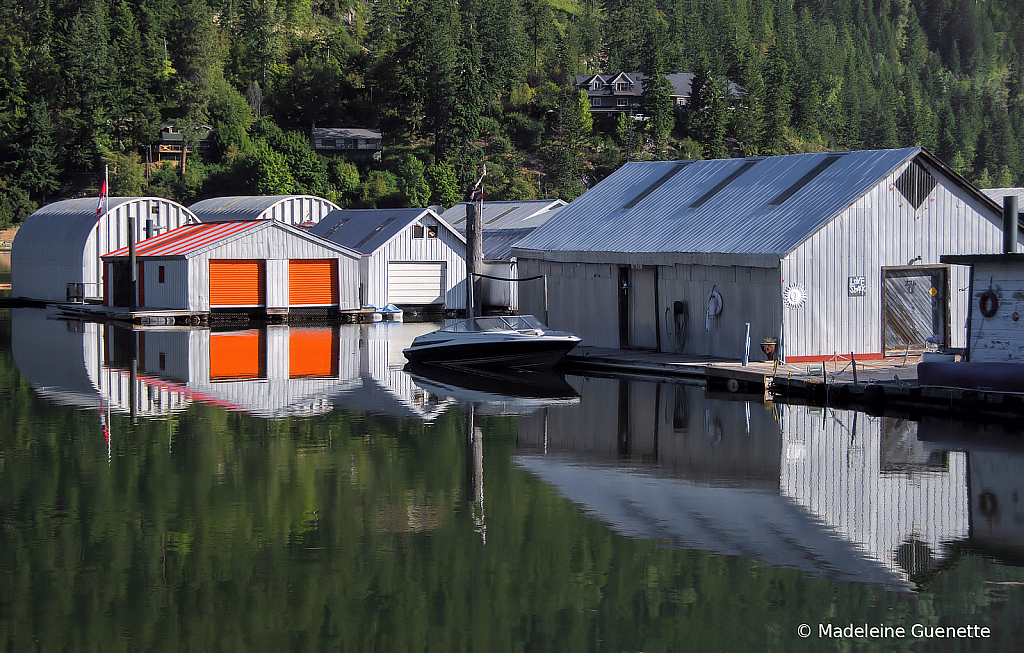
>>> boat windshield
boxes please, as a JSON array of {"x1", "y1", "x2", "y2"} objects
[{"x1": 441, "y1": 315, "x2": 547, "y2": 332}]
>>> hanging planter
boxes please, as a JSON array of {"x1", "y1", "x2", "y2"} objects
[{"x1": 760, "y1": 337, "x2": 777, "y2": 359}]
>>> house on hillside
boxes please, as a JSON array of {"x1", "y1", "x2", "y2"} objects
[
  {"x1": 156, "y1": 123, "x2": 214, "y2": 171},
  {"x1": 189, "y1": 195, "x2": 340, "y2": 227},
  {"x1": 101, "y1": 220, "x2": 360, "y2": 318},
  {"x1": 311, "y1": 127, "x2": 383, "y2": 161},
  {"x1": 310, "y1": 208, "x2": 466, "y2": 312},
  {"x1": 512, "y1": 147, "x2": 1021, "y2": 361},
  {"x1": 574, "y1": 72, "x2": 742, "y2": 117},
  {"x1": 442, "y1": 199, "x2": 566, "y2": 311},
  {"x1": 12, "y1": 197, "x2": 197, "y2": 303}
]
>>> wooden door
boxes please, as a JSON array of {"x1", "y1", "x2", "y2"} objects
[{"x1": 882, "y1": 266, "x2": 948, "y2": 354}]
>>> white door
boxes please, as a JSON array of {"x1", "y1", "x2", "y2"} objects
[{"x1": 388, "y1": 262, "x2": 446, "y2": 305}]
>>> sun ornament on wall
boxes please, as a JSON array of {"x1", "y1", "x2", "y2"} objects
[{"x1": 783, "y1": 283, "x2": 807, "y2": 309}]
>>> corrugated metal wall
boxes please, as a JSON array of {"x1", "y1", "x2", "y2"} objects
[
  {"x1": 518, "y1": 259, "x2": 619, "y2": 346},
  {"x1": 966, "y1": 261, "x2": 1024, "y2": 362},
  {"x1": 140, "y1": 259, "x2": 188, "y2": 309},
  {"x1": 367, "y1": 218, "x2": 467, "y2": 309},
  {"x1": 783, "y1": 160, "x2": 1010, "y2": 357},
  {"x1": 780, "y1": 404, "x2": 968, "y2": 583},
  {"x1": 657, "y1": 263, "x2": 783, "y2": 357},
  {"x1": 519, "y1": 257, "x2": 782, "y2": 354},
  {"x1": 481, "y1": 261, "x2": 515, "y2": 310},
  {"x1": 263, "y1": 196, "x2": 337, "y2": 225},
  {"x1": 186, "y1": 228, "x2": 359, "y2": 311},
  {"x1": 13, "y1": 198, "x2": 193, "y2": 302}
]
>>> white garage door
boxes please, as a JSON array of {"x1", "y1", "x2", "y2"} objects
[{"x1": 388, "y1": 262, "x2": 446, "y2": 305}]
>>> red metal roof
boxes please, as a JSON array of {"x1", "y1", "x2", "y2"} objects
[{"x1": 103, "y1": 221, "x2": 262, "y2": 258}]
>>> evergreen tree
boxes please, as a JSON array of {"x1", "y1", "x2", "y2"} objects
[{"x1": 640, "y1": 18, "x2": 675, "y2": 158}]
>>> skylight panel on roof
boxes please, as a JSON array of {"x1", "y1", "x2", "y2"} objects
[
  {"x1": 486, "y1": 208, "x2": 518, "y2": 224},
  {"x1": 323, "y1": 218, "x2": 349, "y2": 238},
  {"x1": 764, "y1": 154, "x2": 844, "y2": 208},
  {"x1": 619, "y1": 162, "x2": 691, "y2": 212},
  {"x1": 355, "y1": 217, "x2": 396, "y2": 248},
  {"x1": 687, "y1": 160, "x2": 759, "y2": 210}
]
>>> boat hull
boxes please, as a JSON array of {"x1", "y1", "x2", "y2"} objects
[{"x1": 403, "y1": 336, "x2": 579, "y2": 370}]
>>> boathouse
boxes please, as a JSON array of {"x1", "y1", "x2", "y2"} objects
[
  {"x1": 513, "y1": 147, "x2": 1019, "y2": 361},
  {"x1": 189, "y1": 195, "x2": 340, "y2": 227},
  {"x1": 309, "y1": 208, "x2": 467, "y2": 311},
  {"x1": 101, "y1": 220, "x2": 360, "y2": 317},
  {"x1": 941, "y1": 196, "x2": 1024, "y2": 363},
  {"x1": 11, "y1": 197, "x2": 196, "y2": 303},
  {"x1": 442, "y1": 199, "x2": 566, "y2": 311}
]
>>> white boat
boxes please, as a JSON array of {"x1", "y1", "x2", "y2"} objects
[{"x1": 402, "y1": 315, "x2": 580, "y2": 370}]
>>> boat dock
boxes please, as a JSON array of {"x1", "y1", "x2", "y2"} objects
[{"x1": 564, "y1": 347, "x2": 1023, "y2": 418}]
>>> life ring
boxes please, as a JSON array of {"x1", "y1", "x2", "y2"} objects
[{"x1": 980, "y1": 291, "x2": 998, "y2": 318}]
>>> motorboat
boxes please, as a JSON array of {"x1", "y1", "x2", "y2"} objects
[{"x1": 402, "y1": 315, "x2": 580, "y2": 370}]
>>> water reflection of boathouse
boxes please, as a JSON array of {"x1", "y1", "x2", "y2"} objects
[
  {"x1": 11, "y1": 309, "x2": 450, "y2": 421},
  {"x1": 515, "y1": 375, "x2": 970, "y2": 587}
]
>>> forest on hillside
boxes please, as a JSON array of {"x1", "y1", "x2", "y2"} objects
[{"x1": 1, "y1": 0, "x2": 1022, "y2": 227}]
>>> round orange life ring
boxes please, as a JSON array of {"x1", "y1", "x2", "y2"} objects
[{"x1": 980, "y1": 291, "x2": 998, "y2": 318}]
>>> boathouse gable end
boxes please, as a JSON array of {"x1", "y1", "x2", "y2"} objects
[
  {"x1": 103, "y1": 220, "x2": 360, "y2": 313},
  {"x1": 310, "y1": 208, "x2": 467, "y2": 310},
  {"x1": 513, "y1": 148, "x2": 1007, "y2": 359},
  {"x1": 188, "y1": 195, "x2": 340, "y2": 227},
  {"x1": 12, "y1": 197, "x2": 197, "y2": 303}
]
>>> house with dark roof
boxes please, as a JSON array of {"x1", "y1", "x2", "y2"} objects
[
  {"x1": 573, "y1": 72, "x2": 742, "y2": 116},
  {"x1": 311, "y1": 127, "x2": 383, "y2": 160},
  {"x1": 513, "y1": 147, "x2": 1020, "y2": 361},
  {"x1": 309, "y1": 208, "x2": 466, "y2": 311}
]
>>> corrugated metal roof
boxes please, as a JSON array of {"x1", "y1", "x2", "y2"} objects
[
  {"x1": 104, "y1": 221, "x2": 261, "y2": 257},
  {"x1": 983, "y1": 188, "x2": 1024, "y2": 204},
  {"x1": 514, "y1": 148, "x2": 928, "y2": 257},
  {"x1": 443, "y1": 199, "x2": 566, "y2": 233},
  {"x1": 188, "y1": 195, "x2": 339, "y2": 222},
  {"x1": 482, "y1": 228, "x2": 535, "y2": 261},
  {"x1": 310, "y1": 208, "x2": 465, "y2": 254}
]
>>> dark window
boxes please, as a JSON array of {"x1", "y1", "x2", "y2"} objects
[
  {"x1": 427, "y1": 225, "x2": 438, "y2": 238},
  {"x1": 158, "y1": 266, "x2": 165, "y2": 283},
  {"x1": 323, "y1": 139, "x2": 336, "y2": 148},
  {"x1": 159, "y1": 353, "x2": 165, "y2": 370},
  {"x1": 413, "y1": 224, "x2": 425, "y2": 238}
]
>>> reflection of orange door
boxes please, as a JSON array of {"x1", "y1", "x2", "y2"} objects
[
  {"x1": 289, "y1": 259, "x2": 338, "y2": 306},
  {"x1": 289, "y1": 327, "x2": 339, "y2": 378},
  {"x1": 210, "y1": 260, "x2": 265, "y2": 307},
  {"x1": 209, "y1": 330, "x2": 265, "y2": 381}
]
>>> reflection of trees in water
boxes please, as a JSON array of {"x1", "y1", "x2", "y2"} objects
[{"x1": 1, "y1": 344, "x2": 1023, "y2": 649}]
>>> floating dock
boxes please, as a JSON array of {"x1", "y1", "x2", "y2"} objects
[{"x1": 564, "y1": 347, "x2": 1023, "y2": 419}]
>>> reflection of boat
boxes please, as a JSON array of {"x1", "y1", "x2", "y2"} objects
[
  {"x1": 402, "y1": 315, "x2": 580, "y2": 370},
  {"x1": 406, "y1": 363, "x2": 579, "y2": 414}
]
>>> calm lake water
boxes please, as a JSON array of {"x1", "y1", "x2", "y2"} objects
[{"x1": 2, "y1": 307, "x2": 1023, "y2": 651}]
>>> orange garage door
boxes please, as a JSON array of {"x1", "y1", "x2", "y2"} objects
[
  {"x1": 209, "y1": 330, "x2": 265, "y2": 381},
  {"x1": 289, "y1": 327, "x2": 339, "y2": 378},
  {"x1": 210, "y1": 260, "x2": 265, "y2": 307},
  {"x1": 289, "y1": 259, "x2": 338, "y2": 306}
]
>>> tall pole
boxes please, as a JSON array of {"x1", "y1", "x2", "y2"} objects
[{"x1": 465, "y1": 166, "x2": 485, "y2": 319}]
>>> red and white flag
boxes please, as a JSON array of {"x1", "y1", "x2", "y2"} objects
[{"x1": 95, "y1": 167, "x2": 108, "y2": 216}]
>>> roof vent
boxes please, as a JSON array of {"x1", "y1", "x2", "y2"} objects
[{"x1": 687, "y1": 160, "x2": 759, "y2": 210}]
